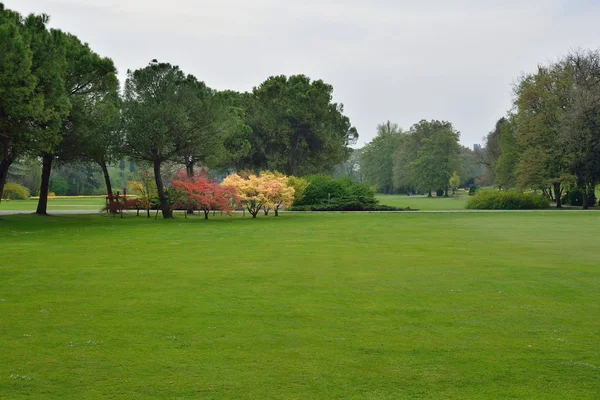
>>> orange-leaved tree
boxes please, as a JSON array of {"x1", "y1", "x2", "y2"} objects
[
  {"x1": 172, "y1": 176, "x2": 239, "y2": 219},
  {"x1": 260, "y1": 171, "x2": 295, "y2": 216}
]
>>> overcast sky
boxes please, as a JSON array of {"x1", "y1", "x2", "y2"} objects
[{"x1": 5, "y1": 0, "x2": 600, "y2": 148}]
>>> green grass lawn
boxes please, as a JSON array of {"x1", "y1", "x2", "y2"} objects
[
  {"x1": 1, "y1": 212, "x2": 599, "y2": 399},
  {"x1": 376, "y1": 193, "x2": 469, "y2": 210},
  {"x1": 0, "y1": 197, "x2": 106, "y2": 211}
]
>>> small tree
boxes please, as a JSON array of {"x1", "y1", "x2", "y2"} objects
[
  {"x1": 449, "y1": 171, "x2": 460, "y2": 196},
  {"x1": 171, "y1": 176, "x2": 238, "y2": 219},
  {"x1": 259, "y1": 172, "x2": 295, "y2": 216},
  {"x1": 128, "y1": 169, "x2": 157, "y2": 217},
  {"x1": 222, "y1": 173, "x2": 271, "y2": 218}
]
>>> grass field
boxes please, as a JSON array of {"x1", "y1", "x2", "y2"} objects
[
  {"x1": 0, "y1": 197, "x2": 106, "y2": 211},
  {"x1": 1, "y1": 212, "x2": 599, "y2": 399},
  {"x1": 376, "y1": 193, "x2": 469, "y2": 210}
]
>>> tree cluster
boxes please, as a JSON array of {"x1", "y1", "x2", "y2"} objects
[
  {"x1": 0, "y1": 4, "x2": 357, "y2": 218},
  {"x1": 481, "y1": 49, "x2": 600, "y2": 208},
  {"x1": 359, "y1": 120, "x2": 477, "y2": 196}
]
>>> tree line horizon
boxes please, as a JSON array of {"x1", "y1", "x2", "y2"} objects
[{"x1": 2, "y1": 3, "x2": 599, "y2": 215}]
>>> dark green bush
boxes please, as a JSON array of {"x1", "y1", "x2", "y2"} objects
[
  {"x1": 2, "y1": 183, "x2": 30, "y2": 200},
  {"x1": 466, "y1": 190, "x2": 550, "y2": 210},
  {"x1": 289, "y1": 176, "x2": 413, "y2": 211},
  {"x1": 50, "y1": 177, "x2": 69, "y2": 196},
  {"x1": 294, "y1": 176, "x2": 377, "y2": 207},
  {"x1": 289, "y1": 203, "x2": 411, "y2": 212},
  {"x1": 469, "y1": 185, "x2": 479, "y2": 196},
  {"x1": 564, "y1": 188, "x2": 596, "y2": 207},
  {"x1": 436, "y1": 188, "x2": 444, "y2": 197}
]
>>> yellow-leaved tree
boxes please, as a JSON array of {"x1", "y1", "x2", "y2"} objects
[
  {"x1": 223, "y1": 172, "x2": 296, "y2": 218},
  {"x1": 260, "y1": 171, "x2": 295, "y2": 216},
  {"x1": 222, "y1": 173, "x2": 268, "y2": 218}
]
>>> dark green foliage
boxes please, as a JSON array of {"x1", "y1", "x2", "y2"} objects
[
  {"x1": 49, "y1": 177, "x2": 68, "y2": 196},
  {"x1": 288, "y1": 175, "x2": 406, "y2": 210},
  {"x1": 294, "y1": 175, "x2": 376, "y2": 207},
  {"x1": 289, "y1": 202, "x2": 410, "y2": 212},
  {"x1": 469, "y1": 185, "x2": 479, "y2": 196},
  {"x1": 1, "y1": 182, "x2": 30, "y2": 199},
  {"x1": 466, "y1": 191, "x2": 550, "y2": 210},
  {"x1": 235, "y1": 75, "x2": 358, "y2": 175},
  {"x1": 564, "y1": 188, "x2": 597, "y2": 207},
  {"x1": 436, "y1": 188, "x2": 444, "y2": 197}
]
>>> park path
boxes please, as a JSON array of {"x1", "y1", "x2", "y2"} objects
[{"x1": 1, "y1": 209, "x2": 599, "y2": 216}]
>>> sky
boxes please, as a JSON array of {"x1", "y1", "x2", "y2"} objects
[{"x1": 5, "y1": 0, "x2": 600, "y2": 148}]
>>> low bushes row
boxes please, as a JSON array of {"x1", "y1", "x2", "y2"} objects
[
  {"x1": 563, "y1": 188, "x2": 597, "y2": 207},
  {"x1": 289, "y1": 200, "x2": 409, "y2": 212},
  {"x1": 466, "y1": 190, "x2": 550, "y2": 210},
  {"x1": 290, "y1": 176, "x2": 413, "y2": 211}
]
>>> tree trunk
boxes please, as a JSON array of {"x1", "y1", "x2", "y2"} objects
[
  {"x1": 186, "y1": 159, "x2": 195, "y2": 214},
  {"x1": 427, "y1": 190, "x2": 432, "y2": 198},
  {"x1": 444, "y1": 186, "x2": 449, "y2": 198},
  {"x1": 264, "y1": 208, "x2": 269, "y2": 216},
  {"x1": 0, "y1": 156, "x2": 13, "y2": 202},
  {"x1": 275, "y1": 208, "x2": 279, "y2": 217},
  {"x1": 553, "y1": 182, "x2": 562, "y2": 209},
  {"x1": 249, "y1": 207, "x2": 258, "y2": 218},
  {"x1": 204, "y1": 210, "x2": 209, "y2": 219},
  {"x1": 153, "y1": 159, "x2": 172, "y2": 219},
  {"x1": 36, "y1": 154, "x2": 53, "y2": 215},
  {"x1": 582, "y1": 184, "x2": 589, "y2": 210},
  {"x1": 100, "y1": 161, "x2": 114, "y2": 205},
  {"x1": 186, "y1": 159, "x2": 194, "y2": 178}
]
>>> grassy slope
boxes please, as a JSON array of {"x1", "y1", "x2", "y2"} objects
[
  {"x1": 0, "y1": 198, "x2": 106, "y2": 211},
  {"x1": 376, "y1": 194, "x2": 469, "y2": 210},
  {"x1": 1, "y1": 213, "x2": 599, "y2": 399}
]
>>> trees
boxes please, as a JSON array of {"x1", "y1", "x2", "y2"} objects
[
  {"x1": 392, "y1": 120, "x2": 460, "y2": 196},
  {"x1": 360, "y1": 121, "x2": 404, "y2": 193},
  {"x1": 238, "y1": 75, "x2": 358, "y2": 175},
  {"x1": 514, "y1": 64, "x2": 572, "y2": 207},
  {"x1": 494, "y1": 116, "x2": 520, "y2": 190},
  {"x1": 259, "y1": 172, "x2": 295, "y2": 216},
  {"x1": 171, "y1": 176, "x2": 238, "y2": 219},
  {"x1": 411, "y1": 128, "x2": 461, "y2": 197},
  {"x1": 449, "y1": 171, "x2": 460, "y2": 195},
  {"x1": 558, "y1": 50, "x2": 600, "y2": 209},
  {"x1": 0, "y1": 6, "x2": 70, "y2": 202},
  {"x1": 35, "y1": 31, "x2": 118, "y2": 214},
  {"x1": 222, "y1": 173, "x2": 268, "y2": 218},
  {"x1": 123, "y1": 61, "x2": 207, "y2": 219}
]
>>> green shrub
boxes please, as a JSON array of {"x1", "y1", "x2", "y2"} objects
[
  {"x1": 50, "y1": 177, "x2": 69, "y2": 196},
  {"x1": 466, "y1": 190, "x2": 550, "y2": 210},
  {"x1": 436, "y1": 188, "x2": 444, "y2": 197},
  {"x1": 288, "y1": 176, "x2": 407, "y2": 211},
  {"x1": 564, "y1": 188, "x2": 596, "y2": 207},
  {"x1": 289, "y1": 203, "x2": 411, "y2": 212},
  {"x1": 2, "y1": 183, "x2": 30, "y2": 200},
  {"x1": 294, "y1": 176, "x2": 377, "y2": 207},
  {"x1": 469, "y1": 185, "x2": 479, "y2": 196}
]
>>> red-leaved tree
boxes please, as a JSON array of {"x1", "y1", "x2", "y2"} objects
[{"x1": 171, "y1": 176, "x2": 239, "y2": 219}]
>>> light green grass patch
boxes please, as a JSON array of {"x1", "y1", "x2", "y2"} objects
[
  {"x1": 0, "y1": 197, "x2": 106, "y2": 211},
  {"x1": 376, "y1": 193, "x2": 469, "y2": 210},
  {"x1": 0, "y1": 212, "x2": 599, "y2": 399}
]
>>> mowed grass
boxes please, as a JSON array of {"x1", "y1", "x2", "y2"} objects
[
  {"x1": 1, "y1": 212, "x2": 599, "y2": 399},
  {"x1": 376, "y1": 193, "x2": 469, "y2": 210},
  {"x1": 0, "y1": 197, "x2": 106, "y2": 211}
]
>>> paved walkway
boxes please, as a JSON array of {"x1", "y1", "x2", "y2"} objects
[{"x1": 2, "y1": 209, "x2": 599, "y2": 216}]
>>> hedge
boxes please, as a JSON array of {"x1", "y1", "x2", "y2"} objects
[{"x1": 466, "y1": 190, "x2": 550, "y2": 210}]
